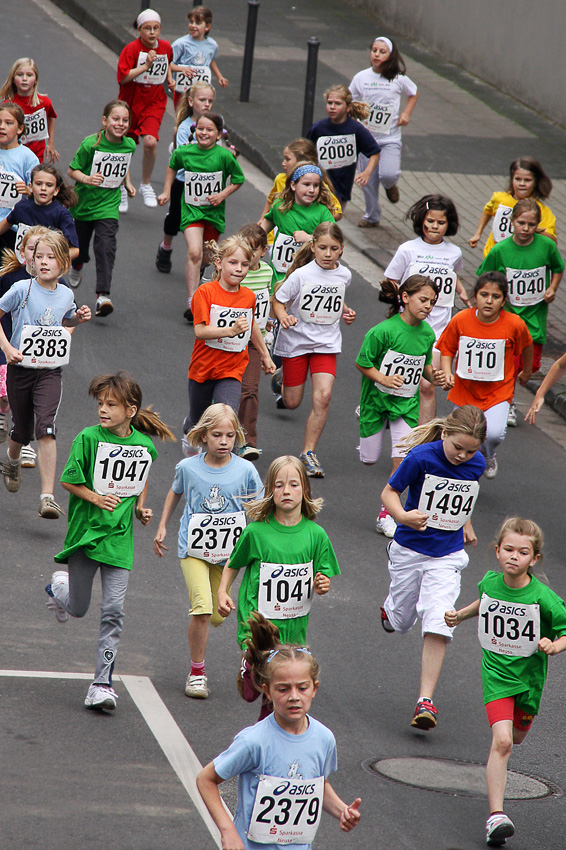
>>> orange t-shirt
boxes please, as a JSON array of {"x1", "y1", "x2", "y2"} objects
[
  {"x1": 189, "y1": 279, "x2": 256, "y2": 383},
  {"x1": 436, "y1": 308, "x2": 532, "y2": 409}
]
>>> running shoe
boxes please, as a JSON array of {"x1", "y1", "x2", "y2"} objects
[
  {"x1": 355, "y1": 405, "x2": 360, "y2": 419},
  {"x1": 484, "y1": 456, "x2": 498, "y2": 479},
  {"x1": 275, "y1": 395, "x2": 287, "y2": 410},
  {"x1": 185, "y1": 674, "x2": 209, "y2": 699},
  {"x1": 95, "y1": 296, "x2": 114, "y2": 317},
  {"x1": 271, "y1": 368, "x2": 282, "y2": 396},
  {"x1": 411, "y1": 698, "x2": 438, "y2": 730},
  {"x1": 1, "y1": 458, "x2": 21, "y2": 492},
  {"x1": 238, "y1": 444, "x2": 262, "y2": 460},
  {"x1": 67, "y1": 266, "x2": 82, "y2": 289},
  {"x1": 507, "y1": 403, "x2": 517, "y2": 427},
  {"x1": 139, "y1": 183, "x2": 158, "y2": 207},
  {"x1": 39, "y1": 496, "x2": 65, "y2": 519},
  {"x1": 0, "y1": 410, "x2": 9, "y2": 443},
  {"x1": 357, "y1": 218, "x2": 379, "y2": 228},
  {"x1": 20, "y1": 444, "x2": 36, "y2": 468},
  {"x1": 376, "y1": 513, "x2": 396, "y2": 537},
  {"x1": 156, "y1": 244, "x2": 172, "y2": 273},
  {"x1": 85, "y1": 683, "x2": 118, "y2": 711},
  {"x1": 385, "y1": 185, "x2": 400, "y2": 203},
  {"x1": 486, "y1": 812, "x2": 515, "y2": 846},
  {"x1": 119, "y1": 186, "x2": 129, "y2": 213},
  {"x1": 380, "y1": 605, "x2": 395, "y2": 633},
  {"x1": 300, "y1": 451, "x2": 324, "y2": 478},
  {"x1": 45, "y1": 576, "x2": 69, "y2": 623},
  {"x1": 183, "y1": 307, "x2": 194, "y2": 324}
]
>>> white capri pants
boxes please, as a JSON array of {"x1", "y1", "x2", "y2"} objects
[
  {"x1": 359, "y1": 416, "x2": 411, "y2": 464},
  {"x1": 358, "y1": 139, "x2": 402, "y2": 224},
  {"x1": 383, "y1": 540, "x2": 469, "y2": 638},
  {"x1": 482, "y1": 400, "x2": 509, "y2": 459}
]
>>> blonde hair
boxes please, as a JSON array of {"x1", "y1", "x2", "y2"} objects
[
  {"x1": 175, "y1": 81, "x2": 216, "y2": 134},
  {"x1": 401, "y1": 405, "x2": 487, "y2": 453},
  {"x1": 89, "y1": 373, "x2": 176, "y2": 441},
  {"x1": 206, "y1": 234, "x2": 254, "y2": 269},
  {"x1": 495, "y1": 517, "x2": 546, "y2": 580},
  {"x1": 277, "y1": 161, "x2": 334, "y2": 214},
  {"x1": 246, "y1": 455, "x2": 323, "y2": 522},
  {"x1": 0, "y1": 224, "x2": 49, "y2": 276},
  {"x1": 0, "y1": 58, "x2": 40, "y2": 107},
  {"x1": 33, "y1": 230, "x2": 71, "y2": 275},
  {"x1": 324, "y1": 84, "x2": 370, "y2": 121},
  {"x1": 255, "y1": 643, "x2": 320, "y2": 695},
  {"x1": 187, "y1": 403, "x2": 246, "y2": 450}
]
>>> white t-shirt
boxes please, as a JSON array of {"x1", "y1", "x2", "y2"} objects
[
  {"x1": 385, "y1": 237, "x2": 463, "y2": 339},
  {"x1": 273, "y1": 259, "x2": 351, "y2": 358},
  {"x1": 349, "y1": 68, "x2": 417, "y2": 143}
]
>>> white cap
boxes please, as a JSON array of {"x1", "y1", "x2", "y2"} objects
[{"x1": 137, "y1": 9, "x2": 161, "y2": 27}]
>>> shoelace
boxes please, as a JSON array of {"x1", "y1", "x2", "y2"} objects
[{"x1": 42, "y1": 497, "x2": 65, "y2": 516}]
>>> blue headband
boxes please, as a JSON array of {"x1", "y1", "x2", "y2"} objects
[
  {"x1": 291, "y1": 165, "x2": 322, "y2": 183},
  {"x1": 266, "y1": 647, "x2": 312, "y2": 663}
]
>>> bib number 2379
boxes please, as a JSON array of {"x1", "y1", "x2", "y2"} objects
[{"x1": 248, "y1": 775, "x2": 324, "y2": 845}]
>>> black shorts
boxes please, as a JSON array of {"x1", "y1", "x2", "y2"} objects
[{"x1": 7, "y1": 364, "x2": 62, "y2": 443}]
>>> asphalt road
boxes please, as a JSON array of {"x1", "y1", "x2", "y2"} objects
[{"x1": 3, "y1": 3, "x2": 566, "y2": 849}]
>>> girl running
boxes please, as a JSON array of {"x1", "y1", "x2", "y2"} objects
[
  {"x1": 0, "y1": 57, "x2": 58, "y2": 163},
  {"x1": 307, "y1": 85, "x2": 381, "y2": 207},
  {"x1": 469, "y1": 156, "x2": 556, "y2": 257},
  {"x1": 381, "y1": 405, "x2": 486, "y2": 730},
  {"x1": 171, "y1": 5, "x2": 227, "y2": 111},
  {"x1": 437, "y1": 271, "x2": 533, "y2": 478},
  {"x1": 117, "y1": 8, "x2": 174, "y2": 206},
  {"x1": 158, "y1": 112, "x2": 245, "y2": 323},
  {"x1": 0, "y1": 102, "x2": 39, "y2": 254},
  {"x1": 272, "y1": 223, "x2": 356, "y2": 478},
  {"x1": 67, "y1": 99, "x2": 136, "y2": 317},
  {"x1": 0, "y1": 163, "x2": 78, "y2": 261},
  {"x1": 476, "y1": 198, "x2": 564, "y2": 426},
  {"x1": 0, "y1": 231, "x2": 91, "y2": 518},
  {"x1": 355, "y1": 275, "x2": 445, "y2": 536},
  {"x1": 45, "y1": 373, "x2": 175, "y2": 711},
  {"x1": 445, "y1": 518, "x2": 566, "y2": 847},
  {"x1": 155, "y1": 80, "x2": 216, "y2": 273},
  {"x1": 182, "y1": 235, "x2": 275, "y2": 445},
  {"x1": 153, "y1": 403, "x2": 262, "y2": 700},
  {"x1": 197, "y1": 642, "x2": 361, "y2": 849},
  {"x1": 261, "y1": 163, "x2": 336, "y2": 285},
  {"x1": 383, "y1": 194, "x2": 471, "y2": 423},
  {"x1": 350, "y1": 36, "x2": 418, "y2": 227}
]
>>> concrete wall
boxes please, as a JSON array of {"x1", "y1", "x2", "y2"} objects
[{"x1": 351, "y1": 0, "x2": 566, "y2": 128}]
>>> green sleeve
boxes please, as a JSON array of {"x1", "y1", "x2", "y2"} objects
[
  {"x1": 549, "y1": 240, "x2": 565, "y2": 273},
  {"x1": 227, "y1": 523, "x2": 253, "y2": 572},
  {"x1": 227, "y1": 153, "x2": 245, "y2": 185},
  {"x1": 476, "y1": 248, "x2": 499, "y2": 277},
  {"x1": 69, "y1": 138, "x2": 94, "y2": 174},
  {"x1": 356, "y1": 325, "x2": 385, "y2": 369},
  {"x1": 313, "y1": 528, "x2": 341, "y2": 577},
  {"x1": 60, "y1": 432, "x2": 89, "y2": 486}
]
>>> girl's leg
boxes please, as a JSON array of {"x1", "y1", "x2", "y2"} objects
[
  {"x1": 281, "y1": 384, "x2": 306, "y2": 409},
  {"x1": 212, "y1": 377, "x2": 243, "y2": 414},
  {"x1": 183, "y1": 225, "x2": 205, "y2": 304},
  {"x1": 238, "y1": 341, "x2": 262, "y2": 447},
  {"x1": 94, "y1": 564, "x2": 130, "y2": 685},
  {"x1": 71, "y1": 219, "x2": 95, "y2": 271},
  {"x1": 383, "y1": 541, "x2": 423, "y2": 632},
  {"x1": 358, "y1": 426, "x2": 386, "y2": 465},
  {"x1": 378, "y1": 140, "x2": 402, "y2": 197},
  {"x1": 184, "y1": 378, "x2": 216, "y2": 437},
  {"x1": 180, "y1": 556, "x2": 224, "y2": 698},
  {"x1": 37, "y1": 435, "x2": 57, "y2": 494},
  {"x1": 161, "y1": 178, "x2": 183, "y2": 250},
  {"x1": 482, "y1": 401, "x2": 509, "y2": 475},
  {"x1": 188, "y1": 614, "x2": 211, "y2": 663},
  {"x1": 92, "y1": 220, "x2": 118, "y2": 296},
  {"x1": 34, "y1": 368, "x2": 63, "y2": 512},
  {"x1": 486, "y1": 719, "x2": 515, "y2": 812},
  {"x1": 141, "y1": 134, "x2": 158, "y2": 184},
  {"x1": 418, "y1": 349, "x2": 441, "y2": 425},
  {"x1": 53, "y1": 548, "x2": 99, "y2": 617},
  {"x1": 358, "y1": 152, "x2": 381, "y2": 224},
  {"x1": 418, "y1": 633, "x2": 448, "y2": 700},
  {"x1": 303, "y1": 371, "x2": 335, "y2": 454}
]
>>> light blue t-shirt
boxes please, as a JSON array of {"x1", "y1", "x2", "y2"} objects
[
  {"x1": 214, "y1": 713, "x2": 337, "y2": 850},
  {"x1": 172, "y1": 452, "x2": 262, "y2": 560},
  {"x1": 0, "y1": 278, "x2": 75, "y2": 351},
  {"x1": 0, "y1": 145, "x2": 40, "y2": 222},
  {"x1": 174, "y1": 116, "x2": 195, "y2": 183},
  {"x1": 172, "y1": 34, "x2": 218, "y2": 67}
]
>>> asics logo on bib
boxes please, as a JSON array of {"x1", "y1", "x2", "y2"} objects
[
  {"x1": 31, "y1": 328, "x2": 63, "y2": 337},
  {"x1": 392, "y1": 354, "x2": 422, "y2": 366},
  {"x1": 219, "y1": 308, "x2": 244, "y2": 319},
  {"x1": 273, "y1": 782, "x2": 318, "y2": 796},
  {"x1": 487, "y1": 600, "x2": 527, "y2": 617},
  {"x1": 320, "y1": 136, "x2": 350, "y2": 146},
  {"x1": 199, "y1": 514, "x2": 239, "y2": 527},
  {"x1": 309, "y1": 285, "x2": 340, "y2": 294},
  {"x1": 417, "y1": 264, "x2": 449, "y2": 275},
  {"x1": 193, "y1": 173, "x2": 216, "y2": 182},
  {"x1": 108, "y1": 447, "x2": 146, "y2": 458},
  {"x1": 431, "y1": 480, "x2": 474, "y2": 493},
  {"x1": 467, "y1": 340, "x2": 496, "y2": 350},
  {"x1": 270, "y1": 565, "x2": 310, "y2": 578},
  {"x1": 509, "y1": 269, "x2": 539, "y2": 280},
  {"x1": 97, "y1": 152, "x2": 127, "y2": 163}
]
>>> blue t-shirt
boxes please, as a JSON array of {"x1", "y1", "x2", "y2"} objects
[
  {"x1": 306, "y1": 116, "x2": 380, "y2": 202},
  {"x1": 214, "y1": 712, "x2": 337, "y2": 850},
  {"x1": 171, "y1": 452, "x2": 262, "y2": 560},
  {"x1": 6, "y1": 197, "x2": 78, "y2": 246},
  {"x1": 0, "y1": 266, "x2": 28, "y2": 365},
  {"x1": 172, "y1": 33, "x2": 218, "y2": 67},
  {"x1": 0, "y1": 145, "x2": 40, "y2": 222},
  {"x1": 389, "y1": 440, "x2": 486, "y2": 556},
  {"x1": 0, "y1": 278, "x2": 75, "y2": 351}
]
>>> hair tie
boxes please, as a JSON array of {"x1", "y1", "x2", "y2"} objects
[
  {"x1": 373, "y1": 36, "x2": 393, "y2": 52},
  {"x1": 291, "y1": 164, "x2": 322, "y2": 183},
  {"x1": 137, "y1": 9, "x2": 161, "y2": 27}
]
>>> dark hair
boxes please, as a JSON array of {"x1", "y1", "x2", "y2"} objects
[
  {"x1": 239, "y1": 222, "x2": 267, "y2": 251},
  {"x1": 279, "y1": 222, "x2": 344, "y2": 286},
  {"x1": 30, "y1": 164, "x2": 77, "y2": 209},
  {"x1": 0, "y1": 101, "x2": 25, "y2": 139},
  {"x1": 380, "y1": 274, "x2": 439, "y2": 317},
  {"x1": 94, "y1": 100, "x2": 131, "y2": 147},
  {"x1": 370, "y1": 37, "x2": 406, "y2": 81},
  {"x1": 236, "y1": 612, "x2": 280, "y2": 699},
  {"x1": 474, "y1": 270, "x2": 508, "y2": 299},
  {"x1": 406, "y1": 194, "x2": 459, "y2": 237},
  {"x1": 88, "y1": 373, "x2": 176, "y2": 441},
  {"x1": 240, "y1": 612, "x2": 320, "y2": 695},
  {"x1": 188, "y1": 5, "x2": 212, "y2": 25},
  {"x1": 508, "y1": 157, "x2": 552, "y2": 201},
  {"x1": 511, "y1": 197, "x2": 542, "y2": 224},
  {"x1": 195, "y1": 110, "x2": 223, "y2": 135}
]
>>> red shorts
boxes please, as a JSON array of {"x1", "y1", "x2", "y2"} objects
[
  {"x1": 281, "y1": 353, "x2": 337, "y2": 387},
  {"x1": 128, "y1": 105, "x2": 166, "y2": 142},
  {"x1": 485, "y1": 697, "x2": 535, "y2": 732},
  {"x1": 513, "y1": 343, "x2": 542, "y2": 382},
  {"x1": 185, "y1": 221, "x2": 221, "y2": 242}
]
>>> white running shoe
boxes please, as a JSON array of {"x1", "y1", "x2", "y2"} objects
[
  {"x1": 95, "y1": 295, "x2": 114, "y2": 317},
  {"x1": 67, "y1": 267, "x2": 82, "y2": 289},
  {"x1": 185, "y1": 673, "x2": 209, "y2": 699},
  {"x1": 85, "y1": 683, "x2": 118, "y2": 710},
  {"x1": 484, "y1": 456, "x2": 498, "y2": 479},
  {"x1": 139, "y1": 183, "x2": 158, "y2": 208},
  {"x1": 376, "y1": 513, "x2": 397, "y2": 537},
  {"x1": 507, "y1": 402, "x2": 517, "y2": 427},
  {"x1": 119, "y1": 186, "x2": 129, "y2": 213},
  {"x1": 45, "y1": 570, "x2": 69, "y2": 623},
  {"x1": 486, "y1": 812, "x2": 514, "y2": 845},
  {"x1": 20, "y1": 444, "x2": 36, "y2": 467}
]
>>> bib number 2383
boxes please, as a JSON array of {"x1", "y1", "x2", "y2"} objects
[
  {"x1": 20, "y1": 325, "x2": 72, "y2": 368},
  {"x1": 248, "y1": 774, "x2": 324, "y2": 845}
]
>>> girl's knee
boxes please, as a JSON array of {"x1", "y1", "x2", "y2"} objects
[{"x1": 143, "y1": 135, "x2": 158, "y2": 152}]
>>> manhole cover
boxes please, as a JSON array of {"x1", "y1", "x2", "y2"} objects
[{"x1": 363, "y1": 757, "x2": 560, "y2": 799}]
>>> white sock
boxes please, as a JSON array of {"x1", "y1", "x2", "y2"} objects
[{"x1": 40, "y1": 493, "x2": 54, "y2": 500}]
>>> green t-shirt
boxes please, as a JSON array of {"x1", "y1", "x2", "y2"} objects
[
  {"x1": 168, "y1": 143, "x2": 245, "y2": 232},
  {"x1": 70, "y1": 134, "x2": 136, "y2": 221},
  {"x1": 476, "y1": 233, "x2": 565, "y2": 344},
  {"x1": 356, "y1": 313, "x2": 435, "y2": 437},
  {"x1": 228, "y1": 514, "x2": 341, "y2": 648},
  {"x1": 477, "y1": 571, "x2": 566, "y2": 714},
  {"x1": 55, "y1": 425, "x2": 158, "y2": 570},
  {"x1": 265, "y1": 199, "x2": 335, "y2": 282}
]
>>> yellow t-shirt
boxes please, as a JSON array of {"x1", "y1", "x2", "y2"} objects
[
  {"x1": 265, "y1": 173, "x2": 342, "y2": 244},
  {"x1": 482, "y1": 191, "x2": 556, "y2": 257}
]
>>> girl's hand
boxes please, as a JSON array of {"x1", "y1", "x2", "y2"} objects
[
  {"x1": 261, "y1": 354, "x2": 276, "y2": 374},
  {"x1": 463, "y1": 520, "x2": 477, "y2": 546},
  {"x1": 153, "y1": 527, "x2": 168, "y2": 557},
  {"x1": 445, "y1": 608, "x2": 461, "y2": 628},
  {"x1": 76, "y1": 305, "x2": 91, "y2": 323},
  {"x1": 15, "y1": 180, "x2": 29, "y2": 196},
  {"x1": 145, "y1": 50, "x2": 157, "y2": 67},
  {"x1": 167, "y1": 79, "x2": 176, "y2": 92},
  {"x1": 443, "y1": 371, "x2": 454, "y2": 389},
  {"x1": 158, "y1": 191, "x2": 170, "y2": 206},
  {"x1": 342, "y1": 307, "x2": 356, "y2": 325},
  {"x1": 217, "y1": 591, "x2": 235, "y2": 618},
  {"x1": 354, "y1": 171, "x2": 370, "y2": 188},
  {"x1": 468, "y1": 234, "x2": 480, "y2": 248},
  {"x1": 83, "y1": 173, "x2": 105, "y2": 186},
  {"x1": 98, "y1": 493, "x2": 122, "y2": 512},
  {"x1": 180, "y1": 66, "x2": 196, "y2": 79},
  {"x1": 3, "y1": 344, "x2": 23, "y2": 365},
  {"x1": 518, "y1": 369, "x2": 532, "y2": 386},
  {"x1": 538, "y1": 637, "x2": 558, "y2": 655},
  {"x1": 397, "y1": 112, "x2": 411, "y2": 126},
  {"x1": 126, "y1": 183, "x2": 136, "y2": 198},
  {"x1": 46, "y1": 143, "x2": 60, "y2": 163},
  {"x1": 293, "y1": 230, "x2": 311, "y2": 243},
  {"x1": 544, "y1": 287, "x2": 557, "y2": 304},
  {"x1": 136, "y1": 506, "x2": 152, "y2": 525},
  {"x1": 525, "y1": 396, "x2": 544, "y2": 424},
  {"x1": 280, "y1": 314, "x2": 298, "y2": 329},
  {"x1": 379, "y1": 373, "x2": 405, "y2": 390},
  {"x1": 229, "y1": 316, "x2": 249, "y2": 337},
  {"x1": 218, "y1": 75, "x2": 229, "y2": 88},
  {"x1": 339, "y1": 798, "x2": 361, "y2": 831},
  {"x1": 207, "y1": 191, "x2": 226, "y2": 207},
  {"x1": 403, "y1": 509, "x2": 429, "y2": 531},
  {"x1": 314, "y1": 573, "x2": 331, "y2": 595},
  {"x1": 220, "y1": 825, "x2": 245, "y2": 850},
  {"x1": 430, "y1": 369, "x2": 447, "y2": 387}
]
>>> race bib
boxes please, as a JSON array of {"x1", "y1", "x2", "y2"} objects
[
  {"x1": 0, "y1": 170, "x2": 21, "y2": 210},
  {"x1": 408, "y1": 261, "x2": 456, "y2": 309},
  {"x1": 187, "y1": 511, "x2": 245, "y2": 563},
  {"x1": 377, "y1": 349, "x2": 425, "y2": 398},
  {"x1": 271, "y1": 232, "x2": 301, "y2": 274},
  {"x1": 23, "y1": 108, "x2": 49, "y2": 143},
  {"x1": 316, "y1": 134, "x2": 357, "y2": 168},
  {"x1": 254, "y1": 287, "x2": 270, "y2": 330},
  {"x1": 205, "y1": 304, "x2": 253, "y2": 352},
  {"x1": 248, "y1": 775, "x2": 324, "y2": 845},
  {"x1": 90, "y1": 150, "x2": 132, "y2": 189},
  {"x1": 479, "y1": 594, "x2": 540, "y2": 657},
  {"x1": 506, "y1": 266, "x2": 546, "y2": 307},
  {"x1": 92, "y1": 442, "x2": 153, "y2": 497},
  {"x1": 15, "y1": 223, "x2": 31, "y2": 264},
  {"x1": 297, "y1": 280, "x2": 345, "y2": 324},
  {"x1": 184, "y1": 170, "x2": 223, "y2": 206},
  {"x1": 456, "y1": 336, "x2": 505, "y2": 382},
  {"x1": 175, "y1": 65, "x2": 212, "y2": 91},
  {"x1": 258, "y1": 561, "x2": 314, "y2": 619},
  {"x1": 365, "y1": 102, "x2": 394, "y2": 135},
  {"x1": 418, "y1": 474, "x2": 479, "y2": 531},
  {"x1": 492, "y1": 204, "x2": 514, "y2": 243},
  {"x1": 19, "y1": 325, "x2": 72, "y2": 368},
  {"x1": 135, "y1": 52, "x2": 169, "y2": 85}
]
